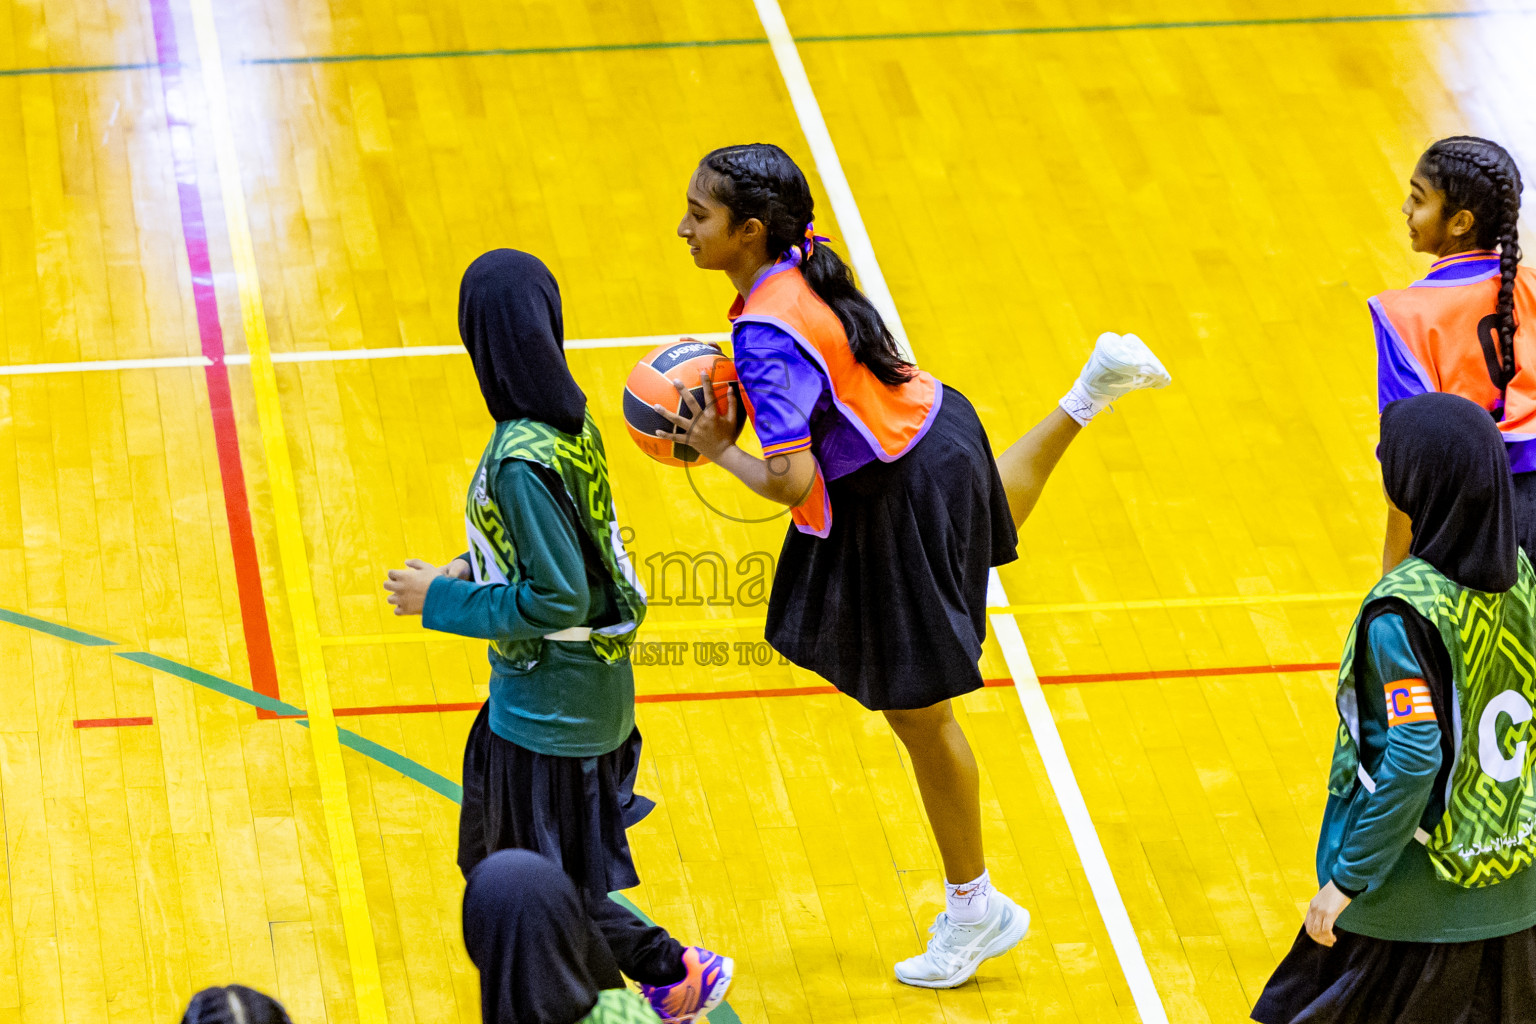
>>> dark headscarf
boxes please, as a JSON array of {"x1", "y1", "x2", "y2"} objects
[
  {"x1": 1380, "y1": 391, "x2": 1518, "y2": 592},
  {"x1": 459, "y1": 249, "x2": 587, "y2": 434},
  {"x1": 463, "y1": 850, "x2": 623, "y2": 1024}
]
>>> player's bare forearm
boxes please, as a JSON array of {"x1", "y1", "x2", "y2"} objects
[{"x1": 715, "y1": 445, "x2": 816, "y2": 507}]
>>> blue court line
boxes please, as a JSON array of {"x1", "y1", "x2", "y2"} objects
[
  {"x1": 5, "y1": 609, "x2": 739, "y2": 1020},
  {"x1": 4, "y1": 9, "x2": 1531, "y2": 76}
]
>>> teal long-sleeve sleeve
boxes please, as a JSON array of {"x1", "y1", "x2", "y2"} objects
[
  {"x1": 1316, "y1": 610, "x2": 1536, "y2": 942},
  {"x1": 422, "y1": 460, "x2": 591, "y2": 642},
  {"x1": 1327, "y1": 613, "x2": 1442, "y2": 896}
]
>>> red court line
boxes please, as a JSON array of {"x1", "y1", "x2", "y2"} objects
[
  {"x1": 74, "y1": 716, "x2": 154, "y2": 729},
  {"x1": 148, "y1": 0, "x2": 282, "y2": 718},
  {"x1": 1036, "y1": 661, "x2": 1339, "y2": 685},
  {"x1": 270, "y1": 660, "x2": 1340, "y2": 718},
  {"x1": 637, "y1": 684, "x2": 840, "y2": 702},
  {"x1": 336, "y1": 701, "x2": 484, "y2": 717}
]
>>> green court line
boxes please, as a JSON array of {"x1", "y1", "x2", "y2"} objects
[
  {"x1": 115, "y1": 650, "x2": 305, "y2": 715},
  {"x1": 294, "y1": 718, "x2": 464, "y2": 803},
  {"x1": 113, "y1": 650, "x2": 464, "y2": 800},
  {"x1": 8, "y1": 609, "x2": 739, "y2": 1021},
  {"x1": 0, "y1": 607, "x2": 118, "y2": 646},
  {"x1": 340, "y1": 728, "x2": 462, "y2": 802},
  {"x1": 795, "y1": 7, "x2": 1527, "y2": 43},
  {"x1": 106, "y1": 657, "x2": 460, "y2": 798},
  {"x1": 0, "y1": 60, "x2": 172, "y2": 76},
  {"x1": 237, "y1": 7, "x2": 1529, "y2": 68},
  {"x1": 4, "y1": 8, "x2": 1530, "y2": 77},
  {"x1": 112, "y1": 649, "x2": 464, "y2": 799},
  {"x1": 246, "y1": 36, "x2": 765, "y2": 66}
]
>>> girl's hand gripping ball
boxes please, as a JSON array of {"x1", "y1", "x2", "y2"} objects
[
  {"x1": 653, "y1": 364, "x2": 743, "y2": 464},
  {"x1": 623, "y1": 340, "x2": 744, "y2": 466}
]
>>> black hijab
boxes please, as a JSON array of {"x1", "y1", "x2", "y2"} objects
[
  {"x1": 1380, "y1": 391, "x2": 1518, "y2": 592},
  {"x1": 462, "y1": 850, "x2": 623, "y2": 1024},
  {"x1": 459, "y1": 249, "x2": 587, "y2": 434}
]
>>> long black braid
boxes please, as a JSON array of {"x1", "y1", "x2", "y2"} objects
[{"x1": 1419, "y1": 136, "x2": 1524, "y2": 402}]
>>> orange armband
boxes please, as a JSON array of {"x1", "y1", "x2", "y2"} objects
[{"x1": 1384, "y1": 679, "x2": 1436, "y2": 726}]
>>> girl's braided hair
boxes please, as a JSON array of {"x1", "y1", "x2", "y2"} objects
[
  {"x1": 181, "y1": 986, "x2": 293, "y2": 1024},
  {"x1": 700, "y1": 144, "x2": 914, "y2": 386},
  {"x1": 1419, "y1": 136, "x2": 1524, "y2": 398}
]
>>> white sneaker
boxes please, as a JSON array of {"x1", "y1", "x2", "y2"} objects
[
  {"x1": 893, "y1": 891, "x2": 1030, "y2": 989},
  {"x1": 1060, "y1": 331, "x2": 1172, "y2": 425}
]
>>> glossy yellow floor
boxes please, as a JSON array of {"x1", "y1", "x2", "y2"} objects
[{"x1": 3, "y1": 1, "x2": 1534, "y2": 1022}]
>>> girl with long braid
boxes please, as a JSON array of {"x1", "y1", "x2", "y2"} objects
[
  {"x1": 659, "y1": 143, "x2": 1170, "y2": 988},
  {"x1": 1376, "y1": 136, "x2": 1535, "y2": 566}
]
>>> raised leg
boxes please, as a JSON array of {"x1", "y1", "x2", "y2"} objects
[
  {"x1": 996, "y1": 407, "x2": 1083, "y2": 529},
  {"x1": 995, "y1": 331, "x2": 1171, "y2": 530}
]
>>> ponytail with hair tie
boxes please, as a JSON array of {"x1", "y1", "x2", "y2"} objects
[{"x1": 784, "y1": 221, "x2": 831, "y2": 267}]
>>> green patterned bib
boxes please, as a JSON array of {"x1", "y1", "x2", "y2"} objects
[
  {"x1": 578, "y1": 988, "x2": 658, "y2": 1024},
  {"x1": 1329, "y1": 553, "x2": 1536, "y2": 887},
  {"x1": 465, "y1": 412, "x2": 646, "y2": 669}
]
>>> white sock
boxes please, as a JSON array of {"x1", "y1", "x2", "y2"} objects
[
  {"x1": 945, "y1": 870, "x2": 991, "y2": 924},
  {"x1": 1059, "y1": 380, "x2": 1107, "y2": 426}
]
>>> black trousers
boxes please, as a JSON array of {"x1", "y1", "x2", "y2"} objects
[{"x1": 582, "y1": 891, "x2": 686, "y2": 987}]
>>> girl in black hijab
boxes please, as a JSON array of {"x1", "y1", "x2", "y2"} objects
[
  {"x1": 1380, "y1": 390, "x2": 1519, "y2": 591},
  {"x1": 1253, "y1": 392, "x2": 1536, "y2": 1023},
  {"x1": 463, "y1": 850, "x2": 658, "y2": 1024},
  {"x1": 384, "y1": 251, "x2": 732, "y2": 1022},
  {"x1": 457, "y1": 249, "x2": 588, "y2": 433}
]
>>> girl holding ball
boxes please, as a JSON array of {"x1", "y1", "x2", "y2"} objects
[{"x1": 661, "y1": 143, "x2": 1171, "y2": 988}]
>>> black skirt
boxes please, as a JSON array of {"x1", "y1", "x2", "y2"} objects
[
  {"x1": 1252, "y1": 925, "x2": 1536, "y2": 1023},
  {"x1": 765, "y1": 386, "x2": 1019, "y2": 711},
  {"x1": 456, "y1": 704, "x2": 655, "y2": 897}
]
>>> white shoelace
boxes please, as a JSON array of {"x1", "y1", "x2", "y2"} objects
[{"x1": 923, "y1": 913, "x2": 971, "y2": 973}]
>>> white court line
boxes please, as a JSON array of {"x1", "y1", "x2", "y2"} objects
[
  {"x1": 567, "y1": 332, "x2": 731, "y2": 351},
  {"x1": 988, "y1": 599, "x2": 1171, "y2": 1022},
  {"x1": 0, "y1": 355, "x2": 212, "y2": 375},
  {"x1": 750, "y1": 0, "x2": 912, "y2": 362},
  {"x1": 751, "y1": 3, "x2": 1171, "y2": 1021},
  {"x1": 0, "y1": 333, "x2": 732, "y2": 376}
]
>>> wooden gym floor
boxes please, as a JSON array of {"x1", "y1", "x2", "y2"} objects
[{"x1": 2, "y1": 0, "x2": 1533, "y2": 1021}]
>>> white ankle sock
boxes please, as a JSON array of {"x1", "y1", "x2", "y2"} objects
[
  {"x1": 945, "y1": 870, "x2": 991, "y2": 924},
  {"x1": 1059, "y1": 381, "x2": 1106, "y2": 426}
]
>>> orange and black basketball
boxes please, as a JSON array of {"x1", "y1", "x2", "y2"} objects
[{"x1": 623, "y1": 340, "x2": 744, "y2": 467}]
